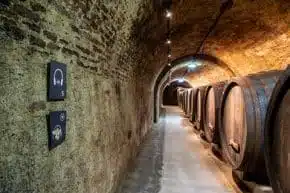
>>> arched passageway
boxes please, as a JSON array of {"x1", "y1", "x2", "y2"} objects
[
  {"x1": 162, "y1": 80, "x2": 191, "y2": 106},
  {"x1": 153, "y1": 53, "x2": 235, "y2": 123},
  {"x1": 0, "y1": 0, "x2": 289, "y2": 192}
]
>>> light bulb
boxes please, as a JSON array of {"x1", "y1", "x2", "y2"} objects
[
  {"x1": 166, "y1": 10, "x2": 172, "y2": 18},
  {"x1": 178, "y1": 78, "x2": 185, "y2": 83},
  {"x1": 188, "y1": 62, "x2": 196, "y2": 69}
]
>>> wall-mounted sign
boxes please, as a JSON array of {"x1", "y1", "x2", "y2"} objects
[
  {"x1": 48, "y1": 61, "x2": 66, "y2": 101},
  {"x1": 48, "y1": 111, "x2": 66, "y2": 150}
]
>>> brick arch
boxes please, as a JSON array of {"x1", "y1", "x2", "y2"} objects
[
  {"x1": 153, "y1": 53, "x2": 236, "y2": 123},
  {"x1": 166, "y1": 78, "x2": 192, "y2": 87}
]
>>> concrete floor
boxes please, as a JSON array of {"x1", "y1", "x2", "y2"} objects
[{"x1": 118, "y1": 106, "x2": 240, "y2": 193}]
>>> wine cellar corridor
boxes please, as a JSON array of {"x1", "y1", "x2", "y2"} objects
[{"x1": 0, "y1": 0, "x2": 289, "y2": 193}]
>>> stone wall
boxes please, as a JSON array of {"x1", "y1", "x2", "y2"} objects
[{"x1": 0, "y1": 0, "x2": 155, "y2": 192}]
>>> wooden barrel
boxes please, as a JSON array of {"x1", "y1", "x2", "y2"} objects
[
  {"x1": 186, "y1": 89, "x2": 191, "y2": 117},
  {"x1": 184, "y1": 89, "x2": 188, "y2": 114},
  {"x1": 219, "y1": 70, "x2": 281, "y2": 183},
  {"x1": 193, "y1": 86, "x2": 207, "y2": 130},
  {"x1": 184, "y1": 89, "x2": 189, "y2": 114},
  {"x1": 182, "y1": 90, "x2": 186, "y2": 112},
  {"x1": 186, "y1": 89, "x2": 193, "y2": 117},
  {"x1": 182, "y1": 91, "x2": 186, "y2": 112},
  {"x1": 188, "y1": 89, "x2": 193, "y2": 117},
  {"x1": 185, "y1": 89, "x2": 190, "y2": 116},
  {"x1": 202, "y1": 81, "x2": 226, "y2": 144},
  {"x1": 264, "y1": 68, "x2": 290, "y2": 193},
  {"x1": 190, "y1": 88, "x2": 197, "y2": 122}
]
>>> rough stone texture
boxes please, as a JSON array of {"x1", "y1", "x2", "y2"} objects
[
  {"x1": 153, "y1": 0, "x2": 290, "y2": 88},
  {"x1": 203, "y1": 0, "x2": 290, "y2": 76},
  {"x1": 170, "y1": 62, "x2": 233, "y2": 87},
  {"x1": 170, "y1": 0, "x2": 220, "y2": 57},
  {"x1": 0, "y1": 0, "x2": 157, "y2": 193},
  {"x1": 186, "y1": 65, "x2": 232, "y2": 87},
  {"x1": 1, "y1": 0, "x2": 290, "y2": 192}
]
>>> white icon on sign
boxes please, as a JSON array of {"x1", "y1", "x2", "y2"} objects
[
  {"x1": 53, "y1": 68, "x2": 64, "y2": 86},
  {"x1": 52, "y1": 125, "x2": 62, "y2": 141},
  {"x1": 60, "y1": 113, "x2": 65, "y2": 121}
]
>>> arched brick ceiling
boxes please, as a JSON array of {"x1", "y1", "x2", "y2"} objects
[
  {"x1": 163, "y1": 60, "x2": 233, "y2": 88},
  {"x1": 170, "y1": 0, "x2": 220, "y2": 57},
  {"x1": 185, "y1": 62, "x2": 232, "y2": 86},
  {"x1": 167, "y1": 0, "x2": 290, "y2": 78},
  {"x1": 203, "y1": 0, "x2": 290, "y2": 75}
]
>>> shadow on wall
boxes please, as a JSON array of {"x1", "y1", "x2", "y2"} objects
[{"x1": 117, "y1": 117, "x2": 166, "y2": 193}]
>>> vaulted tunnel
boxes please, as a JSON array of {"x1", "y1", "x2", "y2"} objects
[
  {"x1": 162, "y1": 80, "x2": 191, "y2": 106},
  {"x1": 0, "y1": 0, "x2": 289, "y2": 193}
]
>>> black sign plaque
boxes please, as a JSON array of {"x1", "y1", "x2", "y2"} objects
[
  {"x1": 48, "y1": 111, "x2": 66, "y2": 150},
  {"x1": 48, "y1": 61, "x2": 66, "y2": 101}
]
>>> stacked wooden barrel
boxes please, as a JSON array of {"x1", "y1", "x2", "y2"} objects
[
  {"x1": 175, "y1": 68, "x2": 290, "y2": 191},
  {"x1": 177, "y1": 88, "x2": 185, "y2": 110},
  {"x1": 178, "y1": 88, "x2": 193, "y2": 117},
  {"x1": 178, "y1": 88, "x2": 195, "y2": 119}
]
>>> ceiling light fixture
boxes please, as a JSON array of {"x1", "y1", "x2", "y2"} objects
[
  {"x1": 166, "y1": 10, "x2": 172, "y2": 18},
  {"x1": 188, "y1": 62, "x2": 196, "y2": 69},
  {"x1": 178, "y1": 78, "x2": 185, "y2": 83}
]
